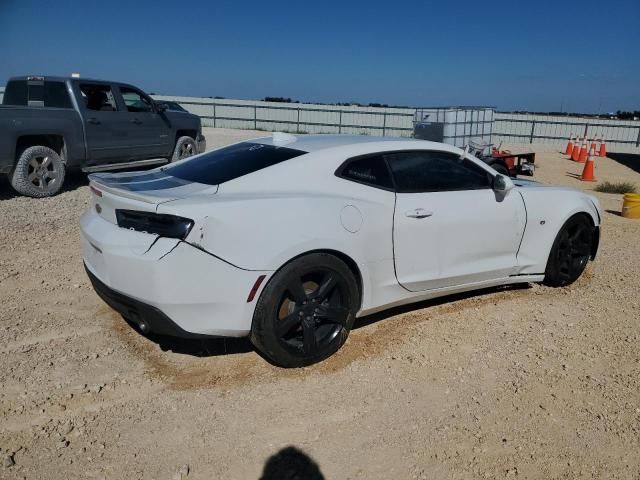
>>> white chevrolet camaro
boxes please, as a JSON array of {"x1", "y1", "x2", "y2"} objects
[{"x1": 81, "y1": 134, "x2": 601, "y2": 367}]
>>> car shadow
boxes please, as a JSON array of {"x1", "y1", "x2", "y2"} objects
[
  {"x1": 607, "y1": 152, "x2": 640, "y2": 174},
  {"x1": 120, "y1": 283, "x2": 532, "y2": 359}
]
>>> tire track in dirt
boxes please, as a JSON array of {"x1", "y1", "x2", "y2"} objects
[{"x1": 110, "y1": 284, "x2": 541, "y2": 391}]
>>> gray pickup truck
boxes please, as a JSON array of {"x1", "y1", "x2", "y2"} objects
[{"x1": 0, "y1": 76, "x2": 206, "y2": 197}]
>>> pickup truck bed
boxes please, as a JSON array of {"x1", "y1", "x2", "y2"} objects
[{"x1": 1, "y1": 76, "x2": 205, "y2": 197}]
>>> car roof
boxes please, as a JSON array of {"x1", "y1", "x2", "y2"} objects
[
  {"x1": 248, "y1": 134, "x2": 423, "y2": 153},
  {"x1": 247, "y1": 133, "x2": 460, "y2": 155}
]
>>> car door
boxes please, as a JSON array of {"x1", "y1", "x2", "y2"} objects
[
  {"x1": 389, "y1": 150, "x2": 526, "y2": 292},
  {"x1": 77, "y1": 82, "x2": 133, "y2": 165},
  {"x1": 116, "y1": 85, "x2": 171, "y2": 159}
]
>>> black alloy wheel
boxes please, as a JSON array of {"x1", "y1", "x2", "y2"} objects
[
  {"x1": 251, "y1": 253, "x2": 359, "y2": 367},
  {"x1": 544, "y1": 214, "x2": 593, "y2": 287}
]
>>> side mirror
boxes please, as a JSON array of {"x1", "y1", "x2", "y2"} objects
[
  {"x1": 155, "y1": 102, "x2": 167, "y2": 113},
  {"x1": 492, "y1": 174, "x2": 515, "y2": 193}
]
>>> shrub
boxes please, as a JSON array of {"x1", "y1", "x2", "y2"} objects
[{"x1": 594, "y1": 181, "x2": 637, "y2": 194}]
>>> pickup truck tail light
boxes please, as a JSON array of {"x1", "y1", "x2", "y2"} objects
[{"x1": 115, "y1": 209, "x2": 194, "y2": 240}]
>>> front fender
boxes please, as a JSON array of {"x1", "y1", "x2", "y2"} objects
[{"x1": 516, "y1": 189, "x2": 601, "y2": 274}]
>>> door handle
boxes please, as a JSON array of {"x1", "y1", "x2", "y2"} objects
[
  {"x1": 87, "y1": 117, "x2": 100, "y2": 125},
  {"x1": 405, "y1": 208, "x2": 433, "y2": 219},
  {"x1": 130, "y1": 118, "x2": 142, "y2": 125}
]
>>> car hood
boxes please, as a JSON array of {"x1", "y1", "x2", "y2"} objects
[{"x1": 513, "y1": 178, "x2": 582, "y2": 193}]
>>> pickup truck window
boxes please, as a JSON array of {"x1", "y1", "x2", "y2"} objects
[
  {"x1": 2, "y1": 80, "x2": 71, "y2": 108},
  {"x1": 120, "y1": 87, "x2": 153, "y2": 113},
  {"x1": 79, "y1": 84, "x2": 117, "y2": 111},
  {"x1": 2, "y1": 81, "x2": 27, "y2": 105}
]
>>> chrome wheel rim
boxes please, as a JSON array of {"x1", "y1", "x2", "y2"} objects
[
  {"x1": 178, "y1": 141, "x2": 195, "y2": 159},
  {"x1": 27, "y1": 155, "x2": 59, "y2": 192}
]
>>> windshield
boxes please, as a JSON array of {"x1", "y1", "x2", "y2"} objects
[{"x1": 165, "y1": 142, "x2": 306, "y2": 185}]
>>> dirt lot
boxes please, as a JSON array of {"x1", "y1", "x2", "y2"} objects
[{"x1": 1, "y1": 130, "x2": 639, "y2": 480}]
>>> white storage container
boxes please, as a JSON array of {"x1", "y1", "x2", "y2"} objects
[{"x1": 414, "y1": 107, "x2": 495, "y2": 148}]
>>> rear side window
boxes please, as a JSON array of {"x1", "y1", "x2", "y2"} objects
[
  {"x1": 337, "y1": 155, "x2": 394, "y2": 190},
  {"x1": 387, "y1": 151, "x2": 492, "y2": 193},
  {"x1": 166, "y1": 142, "x2": 306, "y2": 185},
  {"x1": 79, "y1": 83, "x2": 117, "y2": 111},
  {"x1": 44, "y1": 82, "x2": 72, "y2": 108},
  {"x1": 2, "y1": 80, "x2": 71, "y2": 108},
  {"x1": 2, "y1": 81, "x2": 27, "y2": 105}
]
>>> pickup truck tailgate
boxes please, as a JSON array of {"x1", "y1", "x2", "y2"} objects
[{"x1": 88, "y1": 170, "x2": 217, "y2": 225}]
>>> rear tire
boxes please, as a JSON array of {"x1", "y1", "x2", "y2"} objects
[
  {"x1": 543, "y1": 214, "x2": 593, "y2": 287},
  {"x1": 172, "y1": 136, "x2": 197, "y2": 162},
  {"x1": 10, "y1": 146, "x2": 66, "y2": 198},
  {"x1": 250, "y1": 253, "x2": 359, "y2": 368}
]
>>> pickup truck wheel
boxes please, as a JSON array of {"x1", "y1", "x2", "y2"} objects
[
  {"x1": 11, "y1": 146, "x2": 66, "y2": 198},
  {"x1": 172, "y1": 136, "x2": 197, "y2": 162}
]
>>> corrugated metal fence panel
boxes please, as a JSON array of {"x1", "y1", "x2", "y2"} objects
[
  {"x1": 152, "y1": 95, "x2": 416, "y2": 136},
  {"x1": 494, "y1": 113, "x2": 640, "y2": 152},
  {"x1": 0, "y1": 87, "x2": 4, "y2": 103}
]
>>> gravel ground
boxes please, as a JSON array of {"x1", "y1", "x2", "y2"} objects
[{"x1": 1, "y1": 130, "x2": 639, "y2": 479}]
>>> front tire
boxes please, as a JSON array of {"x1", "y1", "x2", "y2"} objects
[
  {"x1": 10, "y1": 146, "x2": 66, "y2": 198},
  {"x1": 250, "y1": 253, "x2": 360, "y2": 368},
  {"x1": 543, "y1": 214, "x2": 594, "y2": 287},
  {"x1": 172, "y1": 136, "x2": 197, "y2": 162}
]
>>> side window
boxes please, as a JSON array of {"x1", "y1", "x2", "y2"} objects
[
  {"x1": 338, "y1": 155, "x2": 394, "y2": 190},
  {"x1": 44, "y1": 82, "x2": 72, "y2": 108},
  {"x1": 120, "y1": 87, "x2": 153, "y2": 113},
  {"x1": 387, "y1": 151, "x2": 492, "y2": 193},
  {"x1": 2, "y1": 80, "x2": 28, "y2": 106},
  {"x1": 80, "y1": 83, "x2": 117, "y2": 111}
]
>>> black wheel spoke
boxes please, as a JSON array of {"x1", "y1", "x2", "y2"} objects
[
  {"x1": 302, "y1": 321, "x2": 318, "y2": 354},
  {"x1": 316, "y1": 305, "x2": 349, "y2": 327},
  {"x1": 571, "y1": 243, "x2": 590, "y2": 257},
  {"x1": 287, "y1": 279, "x2": 307, "y2": 304},
  {"x1": 313, "y1": 273, "x2": 337, "y2": 302},
  {"x1": 276, "y1": 311, "x2": 302, "y2": 337}
]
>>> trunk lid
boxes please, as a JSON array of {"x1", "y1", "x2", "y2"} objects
[{"x1": 89, "y1": 170, "x2": 217, "y2": 224}]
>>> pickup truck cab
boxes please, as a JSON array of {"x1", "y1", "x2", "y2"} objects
[{"x1": 0, "y1": 76, "x2": 206, "y2": 197}]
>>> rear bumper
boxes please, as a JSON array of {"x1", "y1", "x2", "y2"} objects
[
  {"x1": 81, "y1": 208, "x2": 270, "y2": 337},
  {"x1": 86, "y1": 264, "x2": 211, "y2": 338}
]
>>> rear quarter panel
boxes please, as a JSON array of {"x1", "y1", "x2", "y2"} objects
[{"x1": 157, "y1": 176, "x2": 398, "y2": 312}]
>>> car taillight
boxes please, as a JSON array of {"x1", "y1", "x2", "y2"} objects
[
  {"x1": 90, "y1": 185, "x2": 102, "y2": 197},
  {"x1": 115, "y1": 209, "x2": 194, "y2": 240}
]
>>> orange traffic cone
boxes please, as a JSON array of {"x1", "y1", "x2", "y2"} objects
[
  {"x1": 571, "y1": 137, "x2": 581, "y2": 161},
  {"x1": 593, "y1": 136, "x2": 601, "y2": 154},
  {"x1": 599, "y1": 137, "x2": 607, "y2": 157},
  {"x1": 565, "y1": 134, "x2": 574, "y2": 156},
  {"x1": 578, "y1": 137, "x2": 588, "y2": 163},
  {"x1": 581, "y1": 145, "x2": 597, "y2": 182}
]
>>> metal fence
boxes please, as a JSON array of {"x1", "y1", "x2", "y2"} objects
[
  {"x1": 494, "y1": 113, "x2": 640, "y2": 152},
  {"x1": 3, "y1": 86, "x2": 639, "y2": 152},
  {"x1": 153, "y1": 95, "x2": 415, "y2": 136}
]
